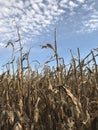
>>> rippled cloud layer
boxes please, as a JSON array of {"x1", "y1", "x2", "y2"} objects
[{"x1": 0, "y1": 0, "x2": 98, "y2": 47}]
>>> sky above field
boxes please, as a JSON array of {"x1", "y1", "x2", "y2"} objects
[{"x1": 0, "y1": 0, "x2": 98, "y2": 70}]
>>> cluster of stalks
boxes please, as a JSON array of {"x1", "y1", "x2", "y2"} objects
[{"x1": 0, "y1": 29, "x2": 98, "y2": 130}]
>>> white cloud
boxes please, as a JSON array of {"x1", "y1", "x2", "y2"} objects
[
  {"x1": 85, "y1": 20, "x2": 98, "y2": 31},
  {"x1": 79, "y1": 9, "x2": 98, "y2": 33},
  {"x1": 0, "y1": 42, "x2": 5, "y2": 48},
  {"x1": 0, "y1": 0, "x2": 98, "y2": 46},
  {"x1": 82, "y1": 2, "x2": 95, "y2": 11},
  {"x1": 91, "y1": 15, "x2": 98, "y2": 19},
  {"x1": 32, "y1": 3, "x2": 41, "y2": 13},
  {"x1": 89, "y1": 19, "x2": 98, "y2": 22},
  {"x1": 59, "y1": 0, "x2": 68, "y2": 8},
  {"x1": 76, "y1": 0, "x2": 85, "y2": 3},
  {"x1": 85, "y1": 22, "x2": 98, "y2": 31},
  {"x1": 0, "y1": 0, "x2": 67, "y2": 44},
  {"x1": 69, "y1": 1, "x2": 78, "y2": 8}
]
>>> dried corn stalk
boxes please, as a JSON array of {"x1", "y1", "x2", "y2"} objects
[
  {"x1": 48, "y1": 79, "x2": 53, "y2": 90},
  {"x1": 7, "y1": 110, "x2": 15, "y2": 125},
  {"x1": 64, "y1": 86, "x2": 82, "y2": 119},
  {"x1": 34, "y1": 97, "x2": 40, "y2": 123},
  {"x1": 13, "y1": 122, "x2": 22, "y2": 130}
]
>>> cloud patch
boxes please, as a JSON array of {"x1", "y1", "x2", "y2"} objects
[
  {"x1": 0, "y1": 0, "x2": 98, "y2": 45},
  {"x1": 0, "y1": 42, "x2": 5, "y2": 48},
  {"x1": 0, "y1": 0, "x2": 66, "y2": 44},
  {"x1": 77, "y1": 0, "x2": 86, "y2": 3},
  {"x1": 69, "y1": 1, "x2": 78, "y2": 8}
]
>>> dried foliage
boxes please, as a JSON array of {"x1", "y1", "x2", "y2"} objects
[{"x1": 0, "y1": 29, "x2": 98, "y2": 130}]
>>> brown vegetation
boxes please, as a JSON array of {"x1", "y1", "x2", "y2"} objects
[{"x1": 0, "y1": 29, "x2": 98, "y2": 130}]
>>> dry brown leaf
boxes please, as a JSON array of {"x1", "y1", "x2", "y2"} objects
[
  {"x1": 7, "y1": 110, "x2": 14, "y2": 125},
  {"x1": 48, "y1": 79, "x2": 53, "y2": 90},
  {"x1": 13, "y1": 122, "x2": 22, "y2": 130},
  {"x1": 64, "y1": 87, "x2": 82, "y2": 118}
]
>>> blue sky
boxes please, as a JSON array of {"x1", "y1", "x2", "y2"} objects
[{"x1": 0, "y1": 0, "x2": 98, "y2": 70}]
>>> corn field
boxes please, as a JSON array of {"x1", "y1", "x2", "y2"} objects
[{"x1": 0, "y1": 30, "x2": 98, "y2": 130}]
